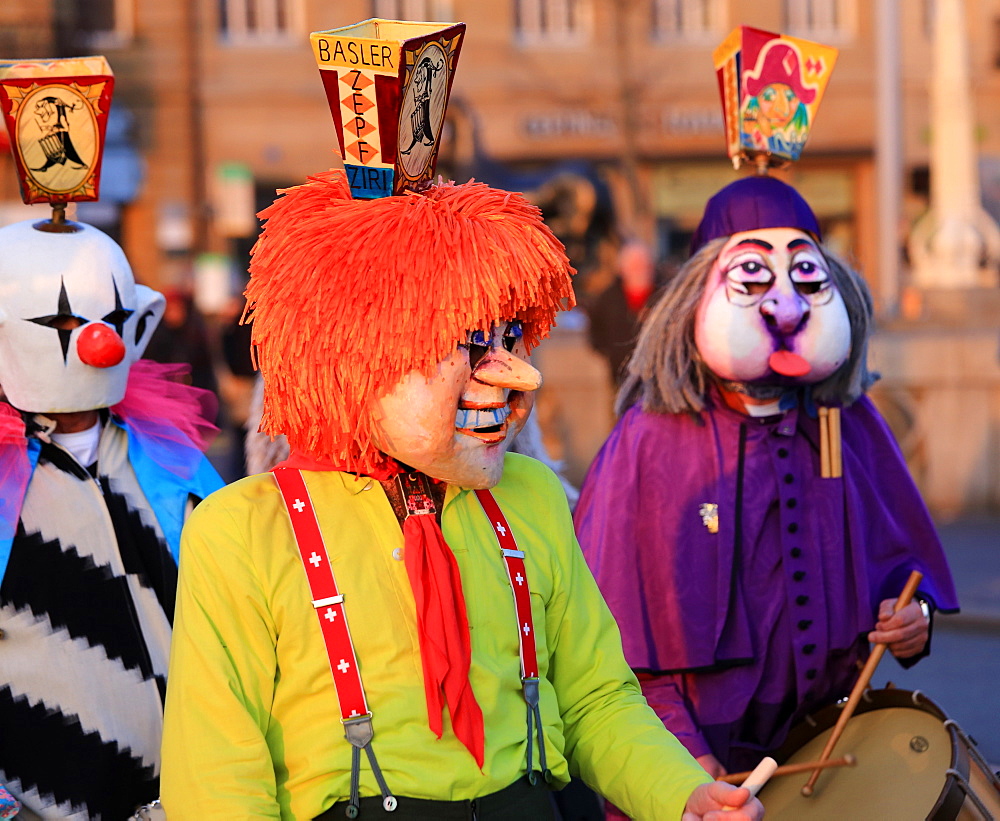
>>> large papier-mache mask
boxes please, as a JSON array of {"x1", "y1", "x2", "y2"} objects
[
  {"x1": 247, "y1": 20, "x2": 574, "y2": 487},
  {"x1": 691, "y1": 177, "x2": 852, "y2": 391},
  {"x1": 694, "y1": 27, "x2": 852, "y2": 395},
  {"x1": 0, "y1": 220, "x2": 164, "y2": 413}
]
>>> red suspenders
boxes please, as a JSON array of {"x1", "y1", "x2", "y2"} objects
[
  {"x1": 473, "y1": 488, "x2": 538, "y2": 679},
  {"x1": 274, "y1": 467, "x2": 550, "y2": 807},
  {"x1": 474, "y1": 488, "x2": 549, "y2": 783},
  {"x1": 273, "y1": 468, "x2": 369, "y2": 719},
  {"x1": 272, "y1": 468, "x2": 396, "y2": 816}
]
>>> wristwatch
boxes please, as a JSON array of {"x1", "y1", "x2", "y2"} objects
[{"x1": 915, "y1": 596, "x2": 932, "y2": 621}]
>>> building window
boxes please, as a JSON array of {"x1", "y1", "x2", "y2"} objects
[
  {"x1": 652, "y1": 0, "x2": 725, "y2": 42},
  {"x1": 514, "y1": 0, "x2": 592, "y2": 46},
  {"x1": 783, "y1": 0, "x2": 855, "y2": 42},
  {"x1": 371, "y1": 0, "x2": 455, "y2": 19},
  {"x1": 67, "y1": 0, "x2": 135, "y2": 49},
  {"x1": 219, "y1": 0, "x2": 301, "y2": 43}
]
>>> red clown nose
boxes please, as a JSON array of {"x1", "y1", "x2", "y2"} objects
[{"x1": 77, "y1": 323, "x2": 126, "y2": 368}]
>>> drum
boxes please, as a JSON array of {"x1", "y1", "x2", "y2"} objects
[{"x1": 758, "y1": 688, "x2": 1000, "y2": 820}]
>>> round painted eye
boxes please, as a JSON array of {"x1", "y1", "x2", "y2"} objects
[
  {"x1": 503, "y1": 321, "x2": 523, "y2": 352},
  {"x1": 468, "y1": 329, "x2": 489, "y2": 347},
  {"x1": 464, "y1": 329, "x2": 491, "y2": 368},
  {"x1": 741, "y1": 261, "x2": 763, "y2": 274}
]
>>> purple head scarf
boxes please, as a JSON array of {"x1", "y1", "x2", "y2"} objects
[{"x1": 690, "y1": 176, "x2": 821, "y2": 255}]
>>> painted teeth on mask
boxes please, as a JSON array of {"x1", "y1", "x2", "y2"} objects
[{"x1": 455, "y1": 405, "x2": 511, "y2": 429}]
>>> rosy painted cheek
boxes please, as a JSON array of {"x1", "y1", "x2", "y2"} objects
[
  {"x1": 793, "y1": 300, "x2": 853, "y2": 382},
  {"x1": 695, "y1": 288, "x2": 774, "y2": 381}
]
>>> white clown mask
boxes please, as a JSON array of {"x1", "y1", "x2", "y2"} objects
[
  {"x1": 0, "y1": 219, "x2": 164, "y2": 413},
  {"x1": 695, "y1": 227, "x2": 851, "y2": 386},
  {"x1": 371, "y1": 320, "x2": 541, "y2": 489}
]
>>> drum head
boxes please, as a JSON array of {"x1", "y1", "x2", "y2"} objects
[{"x1": 760, "y1": 693, "x2": 952, "y2": 820}]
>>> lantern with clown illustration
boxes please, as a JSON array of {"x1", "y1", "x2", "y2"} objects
[{"x1": 714, "y1": 26, "x2": 837, "y2": 170}]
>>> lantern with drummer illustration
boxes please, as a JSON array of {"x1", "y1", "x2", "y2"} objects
[
  {"x1": 573, "y1": 23, "x2": 993, "y2": 821},
  {"x1": 0, "y1": 56, "x2": 114, "y2": 209}
]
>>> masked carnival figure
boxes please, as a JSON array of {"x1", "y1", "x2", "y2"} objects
[
  {"x1": 574, "y1": 29, "x2": 959, "y2": 810},
  {"x1": 0, "y1": 58, "x2": 224, "y2": 819},
  {"x1": 159, "y1": 19, "x2": 762, "y2": 821}
]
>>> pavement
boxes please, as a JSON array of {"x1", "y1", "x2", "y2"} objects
[{"x1": 933, "y1": 516, "x2": 1000, "y2": 629}]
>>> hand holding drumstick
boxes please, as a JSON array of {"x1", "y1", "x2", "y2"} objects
[
  {"x1": 868, "y1": 589, "x2": 931, "y2": 661},
  {"x1": 682, "y1": 759, "x2": 774, "y2": 820},
  {"x1": 801, "y1": 570, "x2": 924, "y2": 796}
]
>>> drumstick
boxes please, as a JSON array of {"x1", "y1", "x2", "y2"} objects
[
  {"x1": 801, "y1": 570, "x2": 923, "y2": 796},
  {"x1": 723, "y1": 756, "x2": 778, "y2": 811},
  {"x1": 829, "y1": 407, "x2": 842, "y2": 478},
  {"x1": 819, "y1": 407, "x2": 831, "y2": 477},
  {"x1": 720, "y1": 753, "x2": 856, "y2": 784}
]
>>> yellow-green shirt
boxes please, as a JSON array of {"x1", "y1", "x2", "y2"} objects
[{"x1": 160, "y1": 454, "x2": 709, "y2": 819}]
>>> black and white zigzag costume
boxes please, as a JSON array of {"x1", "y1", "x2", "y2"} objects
[{"x1": 0, "y1": 412, "x2": 221, "y2": 820}]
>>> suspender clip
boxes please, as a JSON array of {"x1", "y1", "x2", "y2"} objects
[{"x1": 342, "y1": 713, "x2": 375, "y2": 748}]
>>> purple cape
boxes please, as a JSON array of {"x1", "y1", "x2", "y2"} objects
[{"x1": 574, "y1": 396, "x2": 959, "y2": 675}]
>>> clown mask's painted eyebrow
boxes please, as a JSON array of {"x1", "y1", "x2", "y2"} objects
[
  {"x1": 787, "y1": 237, "x2": 817, "y2": 251},
  {"x1": 734, "y1": 238, "x2": 775, "y2": 252}
]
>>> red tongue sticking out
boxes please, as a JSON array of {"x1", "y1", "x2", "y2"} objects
[{"x1": 769, "y1": 350, "x2": 811, "y2": 378}]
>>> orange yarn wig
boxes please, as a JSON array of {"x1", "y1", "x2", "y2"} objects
[{"x1": 245, "y1": 170, "x2": 575, "y2": 472}]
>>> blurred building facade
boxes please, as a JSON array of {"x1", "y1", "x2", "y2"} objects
[{"x1": 0, "y1": 0, "x2": 998, "y2": 512}]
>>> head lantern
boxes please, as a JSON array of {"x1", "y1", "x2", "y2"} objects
[
  {"x1": 247, "y1": 20, "x2": 574, "y2": 484},
  {"x1": 0, "y1": 57, "x2": 164, "y2": 414},
  {"x1": 714, "y1": 26, "x2": 837, "y2": 171}
]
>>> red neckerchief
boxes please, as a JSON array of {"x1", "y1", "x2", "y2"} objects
[{"x1": 280, "y1": 451, "x2": 485, "y2": 767}]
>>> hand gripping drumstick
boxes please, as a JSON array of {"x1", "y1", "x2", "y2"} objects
[
  {"x1": 723, "y1": 757, "x2": 778, "y2": 811},
  {"x1": 801, "y1": 570, "x2": 923, "y2": 796}
]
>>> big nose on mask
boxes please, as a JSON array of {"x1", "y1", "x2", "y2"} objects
[
  {"x1": 759, "y1": 291, "x2": 810, "y2": 336},
  {"x1": 76, "y1": 322, "x2": 126, "y2": 368},
  {"x1": 472, "y1": 348, "x2": 542, "y2": 392}
]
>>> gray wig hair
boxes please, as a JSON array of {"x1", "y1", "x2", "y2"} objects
[{"x1": 616, "y1": 237, "x2": 877, "y2": 416}]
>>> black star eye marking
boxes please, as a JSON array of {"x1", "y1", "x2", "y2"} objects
[
  {"x1": 26, "y1": 278, "x2": 86, "y2": 363},
  {"x1": 102, "y1": 279, "x2": 134, "y2": 337}
]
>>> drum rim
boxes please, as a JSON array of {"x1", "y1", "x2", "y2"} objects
[{"x1": 776, "y1": 687, "x2": 949, "y2": 758}]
